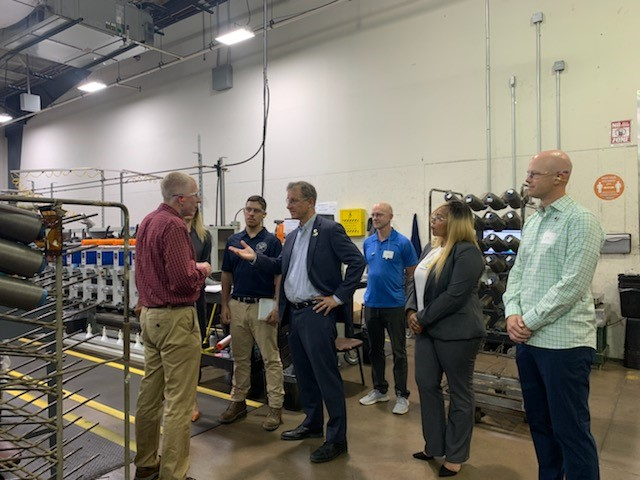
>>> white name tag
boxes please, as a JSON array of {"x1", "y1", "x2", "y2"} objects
[
  {"x1": 541, "y1": 231, "x2": 557, "y2": 245},
  {"x1": 382, "y1": 250, "x2": 394, "y2": 260}
]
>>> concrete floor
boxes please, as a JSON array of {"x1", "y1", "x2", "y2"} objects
[{"x1": 106, "y1": 339, "x2": 640, "y2": 480}]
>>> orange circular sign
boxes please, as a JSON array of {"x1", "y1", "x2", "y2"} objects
[{"x1": 594, "y1": 174, "x2": 624, "y2": 200}]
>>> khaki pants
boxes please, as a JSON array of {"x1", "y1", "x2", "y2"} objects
[
  {"x1": 229, "y1": 299, "x2": 284, "y2": 408},
  {"x1": 134, "y1": 306, "x2": 200, "y2": 480}
]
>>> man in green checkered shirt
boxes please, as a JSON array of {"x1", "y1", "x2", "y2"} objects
[{"x1": 503, "y1": 150, "x2": 604, "y2": 480}]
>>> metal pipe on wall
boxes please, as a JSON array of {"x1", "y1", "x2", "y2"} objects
[
  {"x1": 196, "y1": 134, "x2": 204, "y2": 218},
  {"x1": 553, "y1": 60, "x2": 566, "y2": 150},
  {"x1": 218, "y1": 157, "x2": 226, "y2": 225},
  {"x1": 261, "y1": 0, "x2": 268, "y2": 197},
  {"x1": 532, "y1": 12, "x2": 544, "y2": 152},
  {"x1": 100, "y1": 170, "x2": 105, "y2": 228},
  {"x1": 485, "y1": 0, "x2": 492, "y2": 192},
  {"x1": 555, "y1": 71, "x2": 561, "y2": 149},
  {"x1": 510, "y1": 75, "x2": 517, "y2": 187}
]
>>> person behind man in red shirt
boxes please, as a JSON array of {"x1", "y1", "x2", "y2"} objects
[{"x1": 133, "y1": 172, "x2": 211, "y2": 480}]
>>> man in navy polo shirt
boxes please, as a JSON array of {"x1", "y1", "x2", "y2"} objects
[
  {"x1": 219, "y1": 195, "x2": 284, "y2": 431},
  {"x1": 359, "y1": 202, "x2": 418, "y2": 415}
]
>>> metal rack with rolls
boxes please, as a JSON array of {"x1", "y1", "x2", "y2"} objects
[
  {"x1": 0, "y1": 195, "x2": 133, "y2": 480},
  {"x1": 430, "y1": 188, "x2": 530, "y2": 422},
  {"x1": 463, "y1": 188, "x2": 528, "y2": 353}
]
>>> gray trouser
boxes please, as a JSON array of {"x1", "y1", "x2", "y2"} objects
[{"x1": 414, "y1": 334, "x2": 481, "y2": 462}]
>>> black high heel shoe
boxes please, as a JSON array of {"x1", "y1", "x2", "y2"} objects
[
  {"x1": 412, "y1": 451, "x2": 434, "y2": 461},
  {"x1": 438, "y1": 464, "x2": 459, "y2": 477}
]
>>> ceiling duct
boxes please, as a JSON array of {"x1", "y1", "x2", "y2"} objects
[
  {"x1": 0, "y1": 0, "x2": 39, "y2": 29},
  {"x1": 0, "y1": 0, "x2": 154, "y2": 69}
]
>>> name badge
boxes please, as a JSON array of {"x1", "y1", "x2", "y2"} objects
[
  {"x1": 382, "y1": 250, "x2": 394, "y2": 260},
  {"x1": 541, "y1": 231, "x2": 556, "y2": 245}
]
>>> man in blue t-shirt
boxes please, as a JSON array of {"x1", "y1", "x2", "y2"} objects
[
  {"x1": 219, "y1": 195, "x2": 284, "y2": 431},
  {"x1": 359, "y1": 202, "x2": 418, "y2": 415}
]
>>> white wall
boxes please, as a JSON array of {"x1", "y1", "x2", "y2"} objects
[{"x1": 8, "y1": 0, "x2": 640, "y2": 358}]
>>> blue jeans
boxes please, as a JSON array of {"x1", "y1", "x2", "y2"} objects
[{"x1": 516, "y1": 344, "x2": 599, "y2": 480}]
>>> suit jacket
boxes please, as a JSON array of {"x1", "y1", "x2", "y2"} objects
[
  {"x1": 254, "y1": 215, "x2": 365, "y2": 323},
  {"x1": 406, "y1": 241, "x2": 486, "y2": 341}
]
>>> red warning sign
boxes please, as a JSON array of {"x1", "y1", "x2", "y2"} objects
[
  {"x1": 611, "y1": 120, "x2": 631, "y2": 145},
  {"x1": 594, "y1": 174, "x2": 624, "y2": 200}
]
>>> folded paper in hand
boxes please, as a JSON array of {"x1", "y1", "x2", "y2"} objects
[{"x1": 258, "y1": 298, "x2": 275, "y2": 320}]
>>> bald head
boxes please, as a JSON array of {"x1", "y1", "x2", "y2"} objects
[
  {"x1": 371, "y1": 202, "x2": 394, "y2": 235},
  {"x1": 527, "y1": 150, "x2": 573, "y2": 206},
  {"x1": 531, "y1": 150, "x2": 572, "y2": 180},
  {"x1": 373, "y1": 202, "x2": 393, "y2": 215}
]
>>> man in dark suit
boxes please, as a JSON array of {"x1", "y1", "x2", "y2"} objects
[{"x1": 229, "y1": 181, "x2": 365, "y2": 463}]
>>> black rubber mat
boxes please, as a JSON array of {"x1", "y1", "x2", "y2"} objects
[
  {"x1": 60, "y1": 354, "x2": 243, "y2": 437},
  {"x1": 1, "y1": 395, "x2": 133, "y2": 480}
]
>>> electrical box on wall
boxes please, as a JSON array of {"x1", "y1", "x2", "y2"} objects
[
  {"x1": 212, "y1": 64, "x2": 233, "y2": 91},
  {"x1": 339, "y1": 209, "x2": 367, "y2": 237}
]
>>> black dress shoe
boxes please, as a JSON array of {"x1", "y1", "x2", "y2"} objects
[
  {"x1": 310, "y1": 442, "x2": 348, "y2": 463},
  {"x1": 438, "y1": 465, "x2": 459, "y2": 477},
  {"x1": 280, "y1": 424, "x2": 323, "y2": 441},
  {"x1": 412, "y1": 451, "x2": 434, "y2": 461}
]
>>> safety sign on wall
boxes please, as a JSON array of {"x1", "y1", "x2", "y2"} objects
[
  {"x1": 594, "y1": 174, "x2": 624, "y2": 200},
  {"x1": 610, "y1": 120, "x2": 631, "y2": 145}
]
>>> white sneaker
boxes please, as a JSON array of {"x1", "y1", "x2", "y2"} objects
[
  {"x1": 392, "y1": 396, "x2": 410, "y2": 415},
  {"x1": 359, "y1": 389, "x2": 390, "y2": 406}
]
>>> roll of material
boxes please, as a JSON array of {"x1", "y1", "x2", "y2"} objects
[
  {"x1": 0, "y1": 238, "x2": 46, "y2": 277},
  {"x1": 216, "y1": 334, "x2": 232, "y2": 350},
  {"x1": 0, "y1": 204, "x2": 44, "y2": 243},
  {"x1": 464, "y1": 194, "x2": 487, "y2": 212},
  {"x1": 0, "y1": 274, "x2": 48, "y2": 311},
  {"x1": 483, "y1": 212, "x2": 507, "y2": 231},
  {"x1": 501, "y1": 189, "x2": 523, "y2": 209},
  {"x1": 483, "y1": 192, "x2": 508, "y2": 210},
  {"x1": 501, "y1": 211, "x2": 522, "y2": 229}
]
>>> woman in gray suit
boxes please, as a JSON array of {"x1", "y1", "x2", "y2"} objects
[{"x1": 406, "y1": 199, "x2": 485, "y2": 477}]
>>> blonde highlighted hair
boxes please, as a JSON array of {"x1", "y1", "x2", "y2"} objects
[
  {"x1": 432, "y1": 199, "x2": 478, "y2": 279},
  {"x1": 190, "y1": 208, "x2": 207, "y2": 242}
]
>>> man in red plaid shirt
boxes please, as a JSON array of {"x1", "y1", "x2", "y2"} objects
[{"x1": 133, "y1": 172, "x2": 211, "y2": 480}]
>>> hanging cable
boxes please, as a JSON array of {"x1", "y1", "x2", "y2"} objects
[{"x1": 260, "y1": 0, "x2": 269, "y2": 196}]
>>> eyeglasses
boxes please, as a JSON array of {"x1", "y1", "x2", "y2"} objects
[
  {"x1": 371, "y1": 213, "x2": 388, "y2": 218},
  {"x1": 244, "y1": 207, "x2": 264, "y2": 214},
  {"x1": 525, "y1": 170, "x2": 569, "y2": 179},
  {"x1": 430, "y1": 214, "x2": 446, "y2": 223},
  {"x1": 173, "y1": 191, "x2": 201, "y2": 199},
  {"x1": 286, "y1": 197, "x2": 308, "y2": 205}
]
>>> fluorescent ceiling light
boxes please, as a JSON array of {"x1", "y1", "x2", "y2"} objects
[
  {"x1": 215, "y1": 27, "x2": 255, "y2": 46},
  {"x1": 78, "y1": 81, "x2": 107, "y2": 93},
  {"x1": 0, "y1": 113, "x2": 13, "y2": 123}
]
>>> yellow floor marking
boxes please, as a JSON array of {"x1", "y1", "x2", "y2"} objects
[
  {"x1": 3, "y1": 387, "x2": 137, "y2": 452},
  {"x1": 16, "y1": 338, "x2": 263, "y2": 409},
  {"x1": 65, "y1": 348, "x2": 263, "y2": 408}
]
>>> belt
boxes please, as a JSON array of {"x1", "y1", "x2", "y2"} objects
[
  {"x1": 147, "y1": 304, "x2": 193, "y2": 309},
  {"x1": 289, "y1": 300, "x2": 319, "y2": 310},
  {"x1": 231, "y1": 296, "x2": 262, "y2": 304}
]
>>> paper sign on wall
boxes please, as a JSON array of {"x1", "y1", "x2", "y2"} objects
[{"x1": 610, "y1": 120, "x2": 631, "y2": 145}]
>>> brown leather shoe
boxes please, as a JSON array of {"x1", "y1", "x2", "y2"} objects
[
  {"x1": 262, "y1": 407, "x2": 282, "y2": 431},
  {"x1": 133, "y1": 466, "x2": 159, "y2": 480},
  {"x1": 218, "y1": 400, "x2": 247, "y2": 424}
]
